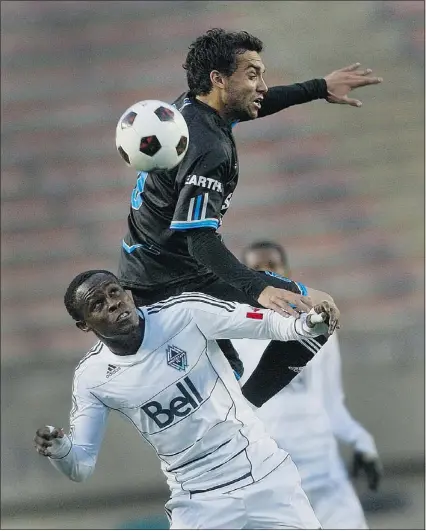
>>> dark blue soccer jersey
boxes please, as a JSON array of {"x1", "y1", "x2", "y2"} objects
[
  {"x1": 118, "y1": 79, "x2": 328, "y2": 293},
  {"x1": 118, "y1": 92, "x2": 239, "y2": 291}
]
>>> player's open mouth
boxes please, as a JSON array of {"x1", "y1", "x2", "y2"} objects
[
  {"x1": 117, "y1": 311, "x2": 131, "y2": 322},
  {"x1": 253, "y1": 98, "x2": 263, "y2": 110}
]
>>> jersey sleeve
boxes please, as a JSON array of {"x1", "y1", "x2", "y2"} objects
[
  {"x1": 48, "y1": 365, "x2": 110, "y2": 482},
  {"x1": 182, "y1": 294, "x2": 324, "y2": 342},
  {"x1": 170, "y1": 146, "x2": 229, "y2": 231},
  {"x1": 233, "y1": 79, "x2": 328, "y2": 124}
]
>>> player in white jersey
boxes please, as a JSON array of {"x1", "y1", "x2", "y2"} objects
[
  {"x1": 235, "y1": 241, "x2": 382, "y2": 529},
  {"x1": 34, "y1": 269, "x2": 338, "y2": 529}
]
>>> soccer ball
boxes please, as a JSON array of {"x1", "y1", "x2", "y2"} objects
[{"x1": 115, "y1": 100, "x2": 189, "y2": 172}]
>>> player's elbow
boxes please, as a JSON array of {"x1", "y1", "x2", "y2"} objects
[
  {"x1": 69, "y1": 473, "x2": 86, "y2": 483},
  {"x1": 68, "y1": 452, "x2": 97, "y2": 482},
  {"x1": 186, "y1": 228, "x2": 216, "y2": 258},
  {"x1": 69, "y1": 464, "x2": 95, "y2": 483}
]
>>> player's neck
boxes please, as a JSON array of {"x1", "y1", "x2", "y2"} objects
[
  {"x1": 196, "y1": 94, "x2": 234, "y2": 123},
  {"x1": 99, "y1": 318, "x2": 144, "y2": 356}
]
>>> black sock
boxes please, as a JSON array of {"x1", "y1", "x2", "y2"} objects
[{"x1": 241, "y1": 337, "x2": 327, "y2": 407}]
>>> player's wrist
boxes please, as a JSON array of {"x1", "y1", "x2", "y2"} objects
[
  {"x1": 354, "y1": 434, "x2": 378, "y2": 457},
  {"x1": 251, "y1": 279, "x2": 270, "y2": 302},
  {"x1": 317, "y1": 78, "x2": 329, "y2": 99},
  {"x1": 48, "y1": 433, "x2": 72, "y2": 460},
  {"x1": 295, "y1": 312, "x2": 328, "y2": 337}
]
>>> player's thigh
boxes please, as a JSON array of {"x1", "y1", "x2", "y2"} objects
[
  {"x1": 308, "y1": 479, "x2": 368, "y2": 530},
  {"x1": 165, "y1": 492, "x2": 246, "y2": 529},
  {"x1": 243, "y1": 457, "x2": 321, "y2": 530}
]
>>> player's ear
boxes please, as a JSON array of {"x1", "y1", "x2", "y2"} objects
[
  {"x1": 210, "y1": 70, "x2": 226, "y2": 90},
  {"x1": 76, "y1": 320, "x2": 91, "y2": 333}
]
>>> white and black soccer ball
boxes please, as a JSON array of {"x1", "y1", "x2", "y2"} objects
[{"x1": 115, "y1": 100, "x2": 189, "y2": 172}]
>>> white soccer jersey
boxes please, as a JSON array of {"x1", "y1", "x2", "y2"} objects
[
  {"x1": 48, "y1": 294, "x2": 327, "y2": 498},
  {"x1": 234, "y1": 334, "x2": 377, "y2": 491}
]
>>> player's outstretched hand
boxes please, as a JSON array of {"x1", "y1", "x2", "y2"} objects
[
  {"x1": 34, "y1": 426, "x2": 64, "y2": 457},
  {"x1": 324, "y1": 63, "x2": 383, "y2": 107},
  {"x1": 306, "y1": 300, "x2": 340, "y2": 335},
  {"x1": 352, "y1": 450, "x2": 383, "y2": 491},
  {"x1": 257, "y1": 286, "x2": 313, "y2": 318}
]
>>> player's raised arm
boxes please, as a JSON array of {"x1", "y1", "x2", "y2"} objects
[
  {"x1": 34, "y1": 366, "x2": 109, "y2": 482},
  {"x1": 253, "y1": 78, "x2": 328, "y2": 119},
  {"x1": 247, "y1": 63, "x2": 382, "y2": 121},
  {"x1": 186, "y1": 295, "x2": 331, "y2": 343}
]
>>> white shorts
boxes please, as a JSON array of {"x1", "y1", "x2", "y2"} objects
[
  {"x1": 165, "y1": 456, "x2": 321, "y2": 529},
  {"x1": 306, "y1": 477, "x2": 368, "y2": 529}
]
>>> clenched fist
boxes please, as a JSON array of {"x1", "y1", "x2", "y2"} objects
[
  {"x1": 306, "y1": 300, "x2": 340, "y2": 335},
  {"x1": 352, "y1": 450, "x2": 383, "y2": 491},
  {"x1": 34, "y1": 426, "x2": 64, "y2": 457}
]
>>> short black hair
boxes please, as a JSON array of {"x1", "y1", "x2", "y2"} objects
[
  {"x1": 64, "y1": 269, "x2": 118, "y2": 321},
  {"x1": 183, "y1": 28, "x2": 263, "y2": 96},
  {"x1": 242, "y1": 240, "x2": 288, "y2": 267}
]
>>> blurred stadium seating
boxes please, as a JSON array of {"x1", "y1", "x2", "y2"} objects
[{"x1": 1, "y1": 1, "x2": 424, "y2": 529}]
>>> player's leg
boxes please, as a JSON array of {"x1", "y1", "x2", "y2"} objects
[
  {"x1": 198, "y1": 273, "x2": 328, "y2": 407},
  {"x1": 241, "y1": 456, "x2": 321, "y2": 529},
  {"x1": 165, "y1": 492, "x2": 246, "y2": 529},
  {"x1": 307, "y1": 479, "x2": 368, "y2": 529}
]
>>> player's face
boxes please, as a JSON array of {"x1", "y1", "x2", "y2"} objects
[
  {"x1": 75, "y1": 274, "x2": 139, "y2": 337},
  {"x1": 224, "y1": 51, "x2": 268, "y2": 120},
  {"x1": 244, "y1": 248, "x2": 290, "y2": 277}
]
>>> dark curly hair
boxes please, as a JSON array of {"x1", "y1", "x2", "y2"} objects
[
  {"x1": 183, "y1": 28, "x2": 263, "y2": 96},
  {"x1": 64, "y1": 269, "x2": 118, "y2": 321}
]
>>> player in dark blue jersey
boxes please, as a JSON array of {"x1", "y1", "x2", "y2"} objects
[{"x1": 118, "y1": 29, "x2": 382, "y2": 405}]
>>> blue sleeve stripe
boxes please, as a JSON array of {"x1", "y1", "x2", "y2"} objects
[
  {"x1": 264, "y1": 271, "x2": 308, "y2": 296},
  {"x1": 296, "y1": 281, "x2": 308, "y2": 296},
  {"x1": 193, "y1": 194, "x2": 203, "y2": 220},
  {"x1": 170, "y1": 219, "x2": 219, "y2": 230}
]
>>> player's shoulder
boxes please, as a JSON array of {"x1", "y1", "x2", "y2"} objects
[
  {"x1": 142, "y1": 294, "x2": 197, "y2": 320},
  {"x1": 183, "y1": 122, "x2": 229, "y2": 171},
  {"x1": 137, "y1": 299, "x2": 195, "y2": 345},
  {"x1": 172, "y1": 92, "x2": 194, "y2": 115},
  {"x1": 173, "y1": 92, "x2": 229, "y2": 149},
  {"x1": 143, "y1": 293, "x2": 238, "y2": 318}
]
